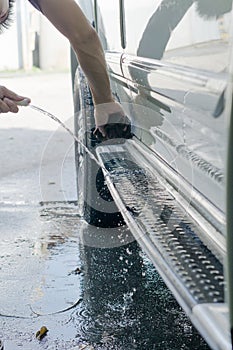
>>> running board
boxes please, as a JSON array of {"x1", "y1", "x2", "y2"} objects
[{"x1": 95, "y1": 140, "x2": 231, "y2": 350}]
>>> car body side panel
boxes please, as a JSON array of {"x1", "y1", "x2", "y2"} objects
[
  {"x1": 120, "y1": 0, "x2": 232, "y2": 224},
  {"x1": 74, "y1": 0, "x2": 231, "y2": 240}
]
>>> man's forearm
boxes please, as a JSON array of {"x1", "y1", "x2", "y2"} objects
[
  {"x1": 39, "y1": 0, "x2": 114, "y2": 105},
  {"x1": 71, "y1": 29, "x2": 114, "y2": 105}
]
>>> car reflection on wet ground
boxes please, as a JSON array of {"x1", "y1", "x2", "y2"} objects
[{"x1": 0, "y1": 201, "x2": 210, "y2": 350}]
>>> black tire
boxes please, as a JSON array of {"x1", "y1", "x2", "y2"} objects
[{"x1": 73, "y1": 67, "x2": 124, "y2": 227}]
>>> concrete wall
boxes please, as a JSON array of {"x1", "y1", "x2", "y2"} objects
[
  {"x1": 0, "y1": 1, "x2": 70, "y2": 71},
  {"x1": 39, "y1": 15, "x2": 70, "y2": 70},
  {"x1": 0, "y1": 6, "x2": 19, "y2": 70}
]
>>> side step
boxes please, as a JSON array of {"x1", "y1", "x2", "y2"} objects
[{"x1": 95, "y1": 140, "x2": 231, "y2": 350}]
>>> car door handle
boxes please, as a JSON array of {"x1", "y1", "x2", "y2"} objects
[
  {"x1": 119, "y1": 0, "x2": 126, "y2": 49},
  {"x1": 213, "y1": 89, "x2": 225, "y2": 118}
]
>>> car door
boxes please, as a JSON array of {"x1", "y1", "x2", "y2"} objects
[{"x1": 121, "y1": 0, "x2": 232, "y2": 233}]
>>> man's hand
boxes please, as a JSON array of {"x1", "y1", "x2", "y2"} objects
[
  {"x1": 94, "y1": 101, "x2": 131, "y2": 139},
  {"x1": 0, "y1": 86, "x2": 30, "y2": 113}
]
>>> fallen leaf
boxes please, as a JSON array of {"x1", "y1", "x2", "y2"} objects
[{"x1": 36, "y1": 326, "x2": 48, "y2": 340}]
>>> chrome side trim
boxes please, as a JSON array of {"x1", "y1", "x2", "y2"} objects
[
  {"x1": 151, "y1": 126, "x2": 224, "y2": 186},
  {"x1": 192, "y1": 303, "x2": 231, "y2": 350},
  {"x1": 121, "y1": 54, "x2": 226, "y2": 93},
  {"x1": 226, "y1": 60, "x2": 233, "y2": 345},
  {"x1": 129, "y1": 139, "x2": 226, "y2": 258},
  {"x1": 105, "y1": 51, "x2": 226, "y2": 116},
  {"x1": 105, "y1": 52, "x2": 124, "y2": 77}
]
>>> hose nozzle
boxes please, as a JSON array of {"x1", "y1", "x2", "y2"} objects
[{"x1": 16, "y1": 98, "x2": 31, "y2": 107}]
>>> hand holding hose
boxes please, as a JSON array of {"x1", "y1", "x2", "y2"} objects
[
  {"x1": 0, "y1": 85, "x2": 30, "y2": 113},
  {"x1": 94, "y1": 101, "x2": 131, "y2": 140}
]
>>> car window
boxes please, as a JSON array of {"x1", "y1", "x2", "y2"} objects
[
  {"x1": 96, "y1": 0, "x2": 122, "y2": 51},
  {"x1": 76, "y1": 0, "x2": 95, "y2": 24},
  {"x1": 124, "y1": 0, "x2": 232, "y2": 72}
]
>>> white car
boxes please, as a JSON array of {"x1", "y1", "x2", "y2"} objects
[{"x1": 72, "y1": 1, "x2": 233, "y2": 349}]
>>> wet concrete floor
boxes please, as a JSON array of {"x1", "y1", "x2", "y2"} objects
[{"x1": 0, "y1": 72, "x2": 210, "y2": 349}]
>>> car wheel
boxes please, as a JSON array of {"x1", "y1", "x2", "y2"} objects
[{"x1": 73, "y1": 67, "x2": 124, "y2": 227}]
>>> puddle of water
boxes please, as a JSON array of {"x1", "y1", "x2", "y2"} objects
[
  {"x1": 73, "y1": 242, "x2": 210, "y2": 350},
  {"x1": 0, "y1": 202, "x2": 210, "y2": 349}
]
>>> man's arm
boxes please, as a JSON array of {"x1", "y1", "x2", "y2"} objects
[
  {"x1": 38, "y1": 0, "x2": 128, "y2": 137},
  {"x1": 39, "y1": 0, "x2": 114, "y2": 106}
]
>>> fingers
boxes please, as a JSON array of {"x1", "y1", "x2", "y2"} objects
[
  {"x1": 0, "y1": 85, "x2": 25, "y2": 102},
  {"x1": 2, "y1": 97, "x2": 19, "y2": 113},
  {"x1": 94, "y1": 101, "x2": 126, "y2": 128},
  {"x1": 94, "y1": 117, "x2": 132, "y2": 140},
  {"x1": 94, "y1": 101, "x2": 132, "y2": 139},
  {"x1": 0, "y1": 86, "x2": 30, "y2": 114},
  {"x1": 0, "y1": 98, "x2": 11, "y2": 113},
  {"x1": 96, "y1": 126, "x2": 106, "y2": 137},
  {"x1": 0, "y1": 98, "x2": 31, "y2": 114}
]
